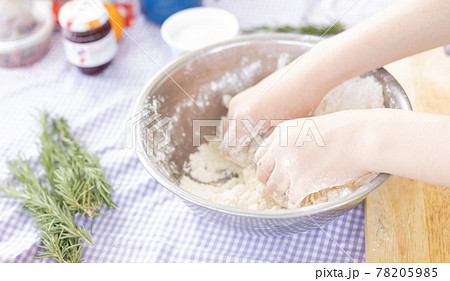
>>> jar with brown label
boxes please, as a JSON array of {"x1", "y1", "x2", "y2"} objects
[{"x1": 58, "y1": 0, "x2": 118, "y2": 75}]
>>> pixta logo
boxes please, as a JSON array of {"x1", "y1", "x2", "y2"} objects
[{"x1": 127, "y1": 108, "x2": 172, "y2": 155}]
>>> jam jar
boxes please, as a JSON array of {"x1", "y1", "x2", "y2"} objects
[{"x1": 58, "y1": 0, "x2": 118, "y2": 75}]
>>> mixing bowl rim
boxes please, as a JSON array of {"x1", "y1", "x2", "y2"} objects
[{"x1": 133, "y1": 33, "x2": 412, "y2": 219}]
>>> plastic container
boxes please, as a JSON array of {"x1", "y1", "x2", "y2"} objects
[
  {"x1": 58, "y1": 0, "x2": 118, "y2": 74},
  {"x1": 161, "y1": 7, "x2": 239, "y2": 55},
  {"x1": 0, "y1": 1, "x2": 54, "y2": 67},
  {"x1": 140, "y1": 0, "x2": 202, "y2": 24}
]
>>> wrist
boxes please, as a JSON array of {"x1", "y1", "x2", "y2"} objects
[
  {"x1": 282, "y1": 40, "x2": 353, "y2": 115},
  {"x1": 356, "y1": 108, "x2": 393, "y2": 174}
]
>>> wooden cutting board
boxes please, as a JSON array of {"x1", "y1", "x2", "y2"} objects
[{"x1": 365, "y1": 47, "x2": 450, "y2": 262}]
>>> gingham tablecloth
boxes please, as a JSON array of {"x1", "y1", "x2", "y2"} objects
[{"x1": 0, "y1": 0, "x2": 393, "y2": 263}]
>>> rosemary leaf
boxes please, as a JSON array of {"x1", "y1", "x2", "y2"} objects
[
  {"x1": 0, "y1": 112, "x2": 116, "y2": 262},
  {"x1": 0, "y1": 158, "x2": 90, "y2": 262}
]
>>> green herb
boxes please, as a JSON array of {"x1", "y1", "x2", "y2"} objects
[
  {"x1": 40, "y1": 113, "x2": 116, "y2": 218},
  {"x1": 0, "y1": 113, "x2": 116, "y2": 263},
  {"x1": 243, "y1": 23, "x2": 346, "y2": 36}
]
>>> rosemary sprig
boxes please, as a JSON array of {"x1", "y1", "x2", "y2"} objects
[
  {"x1": 1, "y1": 159, "x2": 92, "y2": 263},
  {"x1": 0, "y1": 113, "x2": 116, "y2": 263},
  {"x1": 243, "y1": 23, "x2": 346, "y2": 36},
  {"x1": 40, "y1": 113, "x2": 116, "y2": 219}
]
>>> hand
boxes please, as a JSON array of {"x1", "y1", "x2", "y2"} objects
[
  {"x1": 219, "y1": 56, "x2": 331, "y2": 166},
  {"x1": 254, "y1": 110, "x2": 372, "y2": 208},
  {"x1": 220, "y1": 0, "x2": 450, "y2": 166}
]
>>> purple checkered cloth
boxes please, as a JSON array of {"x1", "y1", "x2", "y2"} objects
[{"x1": 0, "y1": 0, "x2": 394, "y2": 263}]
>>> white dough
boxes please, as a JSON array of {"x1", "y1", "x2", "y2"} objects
[{"x1": 180, "y1": 75, "x2": 384, "y2": 210}]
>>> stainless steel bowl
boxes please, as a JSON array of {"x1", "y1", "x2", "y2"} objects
[{"x1": 133, "y1": 34, "x2": 412, "y2": 236}]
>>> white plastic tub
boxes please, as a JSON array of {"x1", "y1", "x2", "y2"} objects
[
  {"x1": 0, "y1": 1, "x2": 54, "y2": 67},
  {"x1": 161, "y1": 7, "x2": 239, "y2": 55}
]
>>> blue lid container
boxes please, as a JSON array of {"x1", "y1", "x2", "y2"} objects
[{"x1": 140, "y1": 0, "x2": 202, "y2": 24}]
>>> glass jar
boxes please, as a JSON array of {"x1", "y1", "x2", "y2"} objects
[{"x1": 58, "y1": 0, "x2": 118, "y2": 74}]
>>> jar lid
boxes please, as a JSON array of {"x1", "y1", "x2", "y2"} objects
[{"x1": 58, "y1": 0, "x2": 109, "y2": 32}]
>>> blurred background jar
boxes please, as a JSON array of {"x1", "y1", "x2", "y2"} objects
[
  {"x1": 0, "y1": 0, "x2": 54, "y2": 67},
  {"x1": 140, "y1": 0, "x2": 202, "y2": 24},
  {"x1": 58, "y1": 0, "x2": 118, "y2": 74}
]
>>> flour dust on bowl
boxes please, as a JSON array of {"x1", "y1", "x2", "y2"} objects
[{"x1": 133, "y1": 34, "x2": 412, "y2": 236}]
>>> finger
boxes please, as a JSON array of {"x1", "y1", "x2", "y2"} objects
[
  {"x1": 223, "y1": 95, "x2": 238, "y2": 133},
  {"x1": 254, "y1": 129, "x2": 277, "y2": 162},
  {"x1": 285, "y1": 176, "x2": 308, "y2": 209},
  {"x1": 218, "y1": 131, "x2": 230, "y2": 156},
  {"x1": 223, "y1": 115, "x2": 230, "y2": 134},
  {"x1": 256, "y1": 152, "x2": 275, "y2": 185},
  {"x1": 254, "y1": 144, "x2": 268, "y2": 163},
  {"x1": 219, "y1": 123, "x2": 238, "y2": 157},
  {"x1": 265, "y1": 167, "x2": 290, "y2": 207}
]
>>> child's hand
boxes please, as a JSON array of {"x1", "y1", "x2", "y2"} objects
[
  {"x1": 220, "y1": 0, "x2": 450, "y2": 167},
  {"x1": 254, "y1": 110, "x2": 372, "y2": 208},
  {"x1": 219, "y1": 56, "x2": 330, "y2": 166}
]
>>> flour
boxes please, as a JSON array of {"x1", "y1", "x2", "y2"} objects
[
  {"x1": 179, "y1": 75, "x2": 384, "y2": 210},
  {"x1": 208, "y1": 60, "x2": 263, "y2": 96},
  {"x1": 314, "y1": 76, "x2": 385, "y2": 115},
  {"x1": 182, "y1": 141, "x2": 281, "y2": 210},
  {"x1": 277, "y1": 53, "x2": 292, "y2": 69}
]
